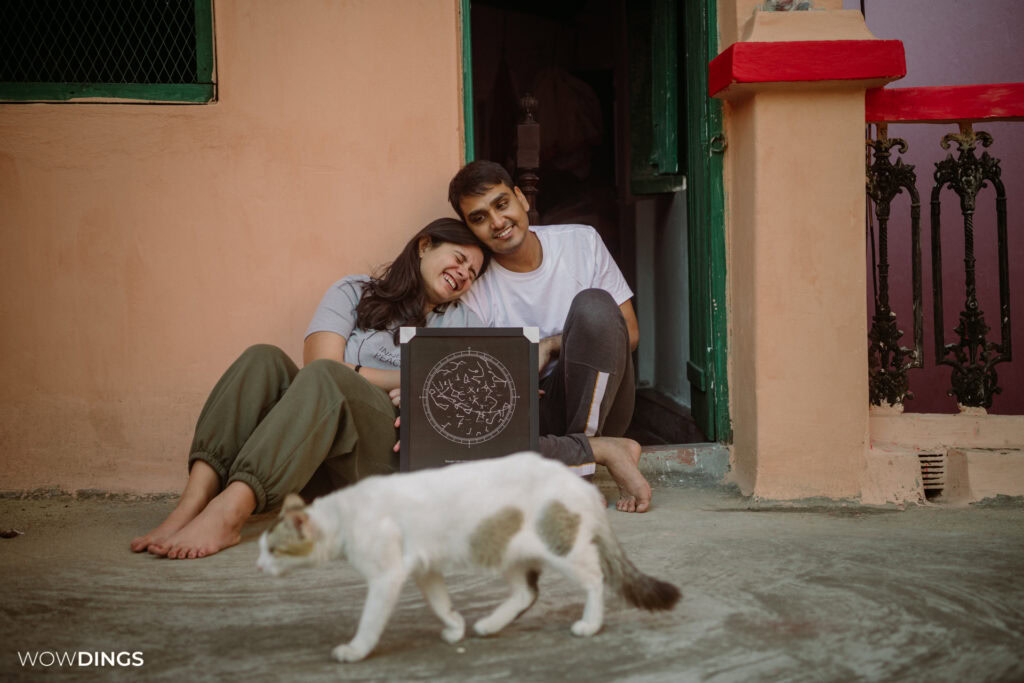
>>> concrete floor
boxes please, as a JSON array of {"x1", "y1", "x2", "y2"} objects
[{"x1": 1, "y1": 483, "x2": 1023, "y2": 682}]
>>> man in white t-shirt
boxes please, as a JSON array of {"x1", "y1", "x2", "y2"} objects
[{"x1": 449, "y1": 160, "x2": 652, "y2": 513}]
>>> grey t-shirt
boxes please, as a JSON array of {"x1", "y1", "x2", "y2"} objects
[{"x1": 305, "y1": 275, "x2": 483, "y2": 369}]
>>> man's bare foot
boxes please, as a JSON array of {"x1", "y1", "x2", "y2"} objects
[
  {"x1": 589, "y1": 437, "x2": 651, "y2": 513},
  {"x1": 130, "y1": 461, "x2": 221, "y2": 553},
  {"x1": 149, "y1": 482, "x2": 256, "y2": 559}
]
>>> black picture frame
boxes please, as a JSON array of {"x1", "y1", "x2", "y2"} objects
[{"x1": 400, "y1": 327, "x2": 539, "y2": 471}]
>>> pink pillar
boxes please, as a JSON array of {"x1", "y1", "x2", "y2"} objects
[{"x1": 711, "y1": 10, "x2": 905, "y2": 498}]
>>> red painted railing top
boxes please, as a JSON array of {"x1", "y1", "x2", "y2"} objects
[
  {"x1": 709, "y1": 40, "x2": 906, "y2": 98},
  {"x1": 866, "y1": 83, "x2": 1024, "y2": 124}
]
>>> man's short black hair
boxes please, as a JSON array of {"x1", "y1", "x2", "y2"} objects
[{"x1": 448, "y1": 160, "x2": 515, "y2": 219}]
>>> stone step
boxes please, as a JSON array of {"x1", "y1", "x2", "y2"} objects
[{"x1": 592, "y1": 442, "x2": 730, "y2": 488}]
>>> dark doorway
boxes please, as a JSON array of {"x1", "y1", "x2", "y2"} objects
[
  {"x1": 468, "y1": 0, "x2": 707, "y2": 445},
  {"x1": 470, "y1": 0, "x2": 625, "y2": 265}
]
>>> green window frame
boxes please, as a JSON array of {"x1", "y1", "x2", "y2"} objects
[
  {"x1": 628, "y1": 0, "x2": 685, "y2": 195},
  {"x1": 0, "y1": 0, "x2": 215, "y2": 103}
]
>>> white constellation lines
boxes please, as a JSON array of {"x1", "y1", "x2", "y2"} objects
[{"x1": 420, "y1": 349, "x2": 519, "y2": 446}]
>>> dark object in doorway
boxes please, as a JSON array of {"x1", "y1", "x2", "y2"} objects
[{"x1": 626, "y1": 388, "x2": 707, "y2": 445}]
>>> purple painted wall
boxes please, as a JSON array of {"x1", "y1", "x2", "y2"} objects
[{"x1": 846, "y1": 0, "x2": 1024, "y2": 414}]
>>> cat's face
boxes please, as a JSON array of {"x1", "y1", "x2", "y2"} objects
[{"x1": 256, "y1": 494, "x2": 323, "y2": 576}]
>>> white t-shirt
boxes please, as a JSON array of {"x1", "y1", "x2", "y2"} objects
[{"x1": 462, "y1": 224, "x2": 633, "y2": 340}]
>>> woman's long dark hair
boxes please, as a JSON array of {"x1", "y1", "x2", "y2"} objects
[{"x1": 355, "y1": 218, "x2": 491, "y2": 342}]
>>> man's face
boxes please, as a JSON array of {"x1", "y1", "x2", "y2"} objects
[{"x1": 458, "y1": 183, "x2": 531, "y2": 256}]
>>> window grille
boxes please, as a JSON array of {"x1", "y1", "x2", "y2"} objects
[{"x1": 0, "y1": 0, "x2": 215, "y2": 103}]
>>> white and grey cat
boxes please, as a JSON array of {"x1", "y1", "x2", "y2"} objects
[{"x1": 257, "y1": 452, "x2": 680, "y2": 663}]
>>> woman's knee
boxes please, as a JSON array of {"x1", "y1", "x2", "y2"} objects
[
  {"x1": 301, "y1": 357, "x2": 346, "y2": 376},
  {"x1": 298, "y1": 358, "x2": 361, "y2": 391},
  {"x1": 235, "y1": 344, "x2": 298, "y2": 378},
  {"x1": 240, "y1": 343, "x2": 289, "y2": 364}
]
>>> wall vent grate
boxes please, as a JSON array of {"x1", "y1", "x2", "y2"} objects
[{"x1": 918, "y1": 453, "x2": 945, "y2": 500}]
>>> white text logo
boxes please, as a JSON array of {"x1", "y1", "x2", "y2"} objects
[{"x1": 17, "y1": 651, "x2": 144, "y2": 668}]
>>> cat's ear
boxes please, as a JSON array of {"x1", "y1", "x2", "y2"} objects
[
  {"x1": 293, "y1": 512, "x2": 319, "y2": 541},
  {"x1": 281, "y1": 493, "x2": 306, "y2": 515},
  {"x1": 280, "y1": 494, "x2": 318, "y2": 540},
  {"x1": 282, "y1": 508, "x2": 319, "y2": 543}
]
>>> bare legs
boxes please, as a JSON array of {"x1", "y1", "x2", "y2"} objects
[
  {"x1": 130, "y1": 460, "x2": 257, "y2": 559},
  {"x1": 589, "y1": 437, "x2": 651, "y2": 513}
]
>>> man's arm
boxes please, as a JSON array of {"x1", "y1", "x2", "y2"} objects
[{"x1": 619, "y1": 300, "x2": 639, "y2": 352}]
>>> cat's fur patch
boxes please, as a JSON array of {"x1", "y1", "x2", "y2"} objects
[
  {"x1": 536, "y1": 500, "x2": 580, "y2": 556},
  {"x1": 469, "y1": 506, "x2": 524, "y2": 567},
  {"x1": 257, "y1": 452, "x2": 680, "y2": 663}
]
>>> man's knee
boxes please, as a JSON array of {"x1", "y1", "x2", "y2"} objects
[
  {"x1": 566, "y1": 289, "x2": 625, "y2": 338},
  {"x1": 571, "y1": 288, "x2": 617, "y2": 311}
]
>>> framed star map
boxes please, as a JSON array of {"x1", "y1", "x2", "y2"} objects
[{"x1": 399, "y1": 327, "x2": 539, "y2": 471}]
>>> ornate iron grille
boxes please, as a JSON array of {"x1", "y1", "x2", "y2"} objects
[
  {"x1": 865, "y1": 118, "x2": 1013, "y2": 410},
  {"x1": 931, "y1": 124, "x2": 1012, "y2": 408},
  {"x1": 0, "y1": 0, "x2": 198, "y2": 84},
  {"x1": 866, "y1": 124, "x2": 923, "y2": 406}
]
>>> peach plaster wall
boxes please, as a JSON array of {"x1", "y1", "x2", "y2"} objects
[{"x1": 0, "y1": 0, "x2": 464, "y2": 494}]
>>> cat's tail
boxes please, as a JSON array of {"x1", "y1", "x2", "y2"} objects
[{"x1": 592, "y1": 524, "x2": 681, "y2": 611}]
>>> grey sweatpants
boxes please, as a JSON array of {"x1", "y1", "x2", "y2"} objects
[
  {"x1": 537, "y1": 289, "x2": 635, "y2": 473},
  {"x1": 187, "y1": 344, "x2": 398, "y2": 513}
]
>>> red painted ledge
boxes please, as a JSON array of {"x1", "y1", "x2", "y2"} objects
[
  {"x1": 709, "y1": 40, "x2": 906, "y2": 98},
  {"x1": 866, "y1": 83, "x2": 1024, "y2": 123}
]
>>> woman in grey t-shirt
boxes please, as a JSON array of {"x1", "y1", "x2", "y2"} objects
[{"x1": 131, "y1": 218, "x2": 489, "y2": 559}]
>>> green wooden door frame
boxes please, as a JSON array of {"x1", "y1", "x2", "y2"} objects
[
  {"x1": 460, "y1": 0, "x2": 475, "y2": 162},
  {"x1": 458, "y1": 0, "x2": 730, "y2": 442},
  {"x1": 683, "y1": 0, "x2": 730, "y2": 442}
]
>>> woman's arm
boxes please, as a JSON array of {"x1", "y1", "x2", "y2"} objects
[
  {"x1": 302, "y1": 331, "x2": 401, "y2": 391},
  {"x1": 303, "y1": 331, "x2": 346, "y2": 364}
]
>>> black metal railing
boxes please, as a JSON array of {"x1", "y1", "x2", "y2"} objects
[
  {"x1": 930, "y1": 124, "x2": 1012, "y2": 408},
  {"x1": 866, "y1": 124, "x2": 923, "y2": 406},
  {"x1": 865, "y1": 85, "x2": 1018, "y2": 409}
]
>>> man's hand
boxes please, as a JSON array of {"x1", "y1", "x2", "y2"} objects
[{"x1": 538, "y1": 335, "x2": 562, "y2": 375}]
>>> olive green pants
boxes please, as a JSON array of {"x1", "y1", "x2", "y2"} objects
[{"x1": 187, "y1": 344, "x2": 398, "y2": 513}]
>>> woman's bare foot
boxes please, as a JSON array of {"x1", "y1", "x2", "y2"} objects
[
  {"x1": 589, "y1": 437, "x2": 651, "y2": 513},
  {"x1": 130, "y1": 461, "x2": 221, "y2": 553},
  {"x1": 149, "y1": 481, "x2": 257, "y2": 559}
]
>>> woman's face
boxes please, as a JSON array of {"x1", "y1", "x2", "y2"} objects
[{"x1": 419, "y1": 239, "x2": 484, "y2": 306}]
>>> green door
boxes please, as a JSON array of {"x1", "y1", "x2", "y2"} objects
[
  {"x1": 626, "y1": 0, "x2": 729, "y2": 442},
  {"x1": 682, "y1": 0, "x2": 730, "y2": 441}
]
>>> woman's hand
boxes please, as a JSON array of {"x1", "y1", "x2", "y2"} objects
[{"x1": 391, "y1": 389, "x2": 402, "y2": 452}]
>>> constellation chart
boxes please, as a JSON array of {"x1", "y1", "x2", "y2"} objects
[{"x1": 420, "y1": 349, "x2": 519, "y2": 446}]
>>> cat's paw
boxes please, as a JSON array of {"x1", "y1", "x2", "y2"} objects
[
  {"x1": 473, "y1": 616, "x2": 503, "y2": 637},
  {"x1": 441, "y1": 613, "x2": 465, "y2": 643},
  {"x1": 332, "y1": 643, "x2": 370, "y2": 663},
  {"x1": 570, "y1": 619, "x2": 602, "y2": 637}
]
